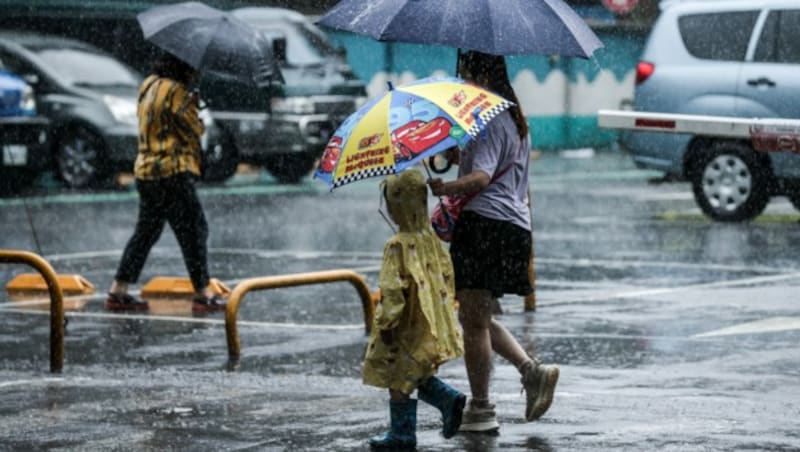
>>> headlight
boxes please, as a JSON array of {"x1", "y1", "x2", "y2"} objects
[
  {"x1": 354, "y1": 96, "x2": 368, "y2": 109},
  {"x1": 19, "y1": 85, "x2": 36, "y2": 114},
  {"x1": 104, "y1": 95, "x2": 138, "y2": 125},
  {"x1": 271, "y1": 96, "x2": 315, "y2": 115},
  {"x1": 198, "y1": 107, "x2": 213, "y2": 128}
]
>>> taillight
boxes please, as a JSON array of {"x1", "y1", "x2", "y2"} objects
[{"x1": 636, "y1": 61, "x2": 655, "y2": 85}]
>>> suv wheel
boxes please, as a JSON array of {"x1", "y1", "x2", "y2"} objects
[
  {"x1": 56, "y1": 126, "x2": 107, "y2": 188},
  {"x1": 264, "y1": 154, "x2": 316, "y2": 184},
  {"x1": 201, "y1": 129, "x2": 238, "y2": 183},
  {"x1": 690, "y1": 141, "x2": 770, "y2": 222}
]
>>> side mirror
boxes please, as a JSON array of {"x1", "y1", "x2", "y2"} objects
[
  {"x1": 272, "y1": 37, "x2": 287, "y2": 65},
  {"x1": 23, "y1": 73, "x2": 40, "y2": 86}
]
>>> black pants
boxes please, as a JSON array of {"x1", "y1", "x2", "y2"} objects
[{"x1": 115, "y1": 173, "x2": 209, "y2": 291}]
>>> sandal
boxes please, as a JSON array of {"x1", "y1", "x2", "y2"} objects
[
  {"x1": 192, "y1": 294, "x2": 227, "y2": 313},
  {"x1": 105, "y1": 292, "x2": 149, "y2": 311}
]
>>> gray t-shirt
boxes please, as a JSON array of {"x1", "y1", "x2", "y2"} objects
[{"x1": 459, "y1": 110, "x2": 531, "y2": 231}]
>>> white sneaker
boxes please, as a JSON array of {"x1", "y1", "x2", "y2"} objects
[{"x1": 458, "y1": 399, "x2": 500, "y2": 433}]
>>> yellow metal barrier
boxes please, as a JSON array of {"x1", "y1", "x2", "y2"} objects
[
  {"x1": 0, "y1": 250, "x2": 64, "y2": 373},
  {"x1": 226, "y1": 269, "x2": 378, "y2": 358}
]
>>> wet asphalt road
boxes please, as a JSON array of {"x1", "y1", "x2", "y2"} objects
[{"x1": 0, "y1": 150, "x2": 799, "y2": 451}]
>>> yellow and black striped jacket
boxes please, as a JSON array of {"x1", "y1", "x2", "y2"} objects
[{"x1": 134, "y1": 75, "x2": 204, "y2": 180}]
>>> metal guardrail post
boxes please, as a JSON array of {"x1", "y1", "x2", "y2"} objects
[
  {"x1": 0, "y1": 250, "x2": 65, "y2": 373},
  {"x1": 225, "y1": 269, "x2": 378, "y2": 358}
]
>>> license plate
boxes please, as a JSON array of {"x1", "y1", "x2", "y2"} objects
[{"x1": 2, "y1": 144, "x2": 28, "y2": 166}]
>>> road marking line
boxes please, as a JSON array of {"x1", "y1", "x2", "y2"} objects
[
  {"x1": 0, "y1": 183, "x2": 317, "y2": 207},
  {"x1": 40, "y1": 248, "x2": 795, "y2": 275},
  {"x1": 541, "y1": 271, "x2": 800, "y2": 306},
  {"x1": 535, "y1": 257, "x2": 788, "y2": 274},
  {"x1": 43, "y1": 248, "x2": 384, "y2": 262},
  {"x1": 2, "y1": 308, "x2": 364, "y2": 330},
  {"x1": 691, "y1": 316, "x2": 800, "y2": 338},
  {"x1": 0, "y1": 378, "x2": 65, "y2": 388}
]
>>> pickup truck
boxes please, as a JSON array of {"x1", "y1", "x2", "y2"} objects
[{"x1": 0, "y1": 69, "x2": 49, "y2": 194}]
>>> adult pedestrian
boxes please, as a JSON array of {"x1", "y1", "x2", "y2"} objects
[
  {"x1": 428, "y1": 50, "x2": 559, "y2": 432},
  {"x1": 106, "y1": 51, "x2": 225, "y2": 313}
]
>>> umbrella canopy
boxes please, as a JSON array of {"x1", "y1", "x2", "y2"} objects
[
  {"x1": 317, "y1": 0, "x2": 603, "y2": 58},
  {"x1": 137, "y1": 1, "x2": 283, "y2": 87},
  {"x1": 314, "y1": 76, "x2": 513, "y2": 190}
]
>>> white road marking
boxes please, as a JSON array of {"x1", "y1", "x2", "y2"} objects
[
  {"x1": 691, "y1": 317, "x2": 800, "y2": 338},
  {"x1": 40, "y1": 248, "x2": 795, "y2": 275},
  {"x1": 541, "y1": 271, "x2": 800, "y2": 306},
  {"x1": 2, "y1": 308, "x2": 364, "y2": 330},
  {"x1": 0, "y1": 378, "x2": 65, "y2": 388}
]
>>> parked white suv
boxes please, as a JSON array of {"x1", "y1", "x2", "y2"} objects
[{"x1": 621, "y1": 0, "x2": 800, "y2": 221}]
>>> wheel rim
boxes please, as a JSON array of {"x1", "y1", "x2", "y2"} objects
[
  {"x1": 702, "y1": 154, "x2": 752, "y2": 213},
  {"x1": 58, "y1": 134, "x2": 98, "y2": 187}
]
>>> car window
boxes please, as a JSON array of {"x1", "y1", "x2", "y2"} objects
[
  {"x1": 0, "y1": 50, "x2": 28, "y2": 75},
  {"x1": 33, "y1": 47, "x2": 140, "y2": 88},
  {"x1": 246, "y1": 20, "x2": 334, "y2": 66},
  {"x1": 679, "y1": 11, "x2": 759, "y2": 61},
  {"x1": 754, "y1": 9, "x2": 800, "y2": 64}
]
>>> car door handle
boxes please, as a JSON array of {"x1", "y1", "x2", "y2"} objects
[{"x1": 747, "y1": 77, "x2": 776, "y2": 87}]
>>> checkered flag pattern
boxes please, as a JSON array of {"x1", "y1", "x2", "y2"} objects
[
  {"x1": 333, "y1": 165, "x2": 396, "y2": 188},
  {"x1": 466, "y1": 100, "x2": 514, "y2": 137}
]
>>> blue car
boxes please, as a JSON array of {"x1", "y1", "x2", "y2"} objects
[{"x1": 0, "y1": 68, "x2": 49, "y2": 194}]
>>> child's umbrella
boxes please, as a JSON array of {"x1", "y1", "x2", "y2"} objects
[{"x1": 314, "y1": 76, "x2": 513, "y2": 190}]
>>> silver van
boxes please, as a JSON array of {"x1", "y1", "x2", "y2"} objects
[{"x1": 621, "y1": 0, "x2": 800, "y2": 221}]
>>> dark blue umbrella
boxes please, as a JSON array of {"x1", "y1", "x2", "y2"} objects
[
  {"x1": 317, "y1": 0, "x2": 603, "y2": 58},
  {"x1": 137, "y1": 1, "x2": 283, "y2": 87}
]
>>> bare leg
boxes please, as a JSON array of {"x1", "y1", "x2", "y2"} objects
[
  {"x1": 109, "y1": 280, "x2": 129, "y2": 295},
  {"x1": 457, "y1": 288, "x2": 494, "y2": 401},
  {"x1": 389, "y1": 389, "x2": 409, "y2": 401},
  {"x1": 490, "y1": 318, "x2": 533, "y2": 373}
]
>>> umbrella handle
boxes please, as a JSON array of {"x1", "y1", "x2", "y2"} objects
[
  {"x1": 421, "y1": 159, "x2": 454, "y2": 228},
  {"x1": 428, "y1": 156, "x2": 452, "y2": 174}
]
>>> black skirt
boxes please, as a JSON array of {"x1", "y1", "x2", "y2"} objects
[{"x1": 450, "y1": 210, "x2": 533, "y2": 298}]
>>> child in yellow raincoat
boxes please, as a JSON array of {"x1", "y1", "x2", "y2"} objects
[{"x1": 364, "y1": 170, "x2": 466, "y2": 451}]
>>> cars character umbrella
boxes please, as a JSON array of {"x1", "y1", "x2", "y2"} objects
[{"x1": 314, "y1": 76, "x2": 512, "y2": 190}]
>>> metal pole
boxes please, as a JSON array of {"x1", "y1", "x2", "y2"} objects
[
  {"x1": 225, "y1": 270, "x2": 378, "y2": 358},
  {"x1": 0, "y1": 249, "x2": 64, "y2": 372}
]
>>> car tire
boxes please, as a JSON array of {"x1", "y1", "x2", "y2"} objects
[
  {"x1": 264, "y1": 154, "x2": 316, "y2": 184},
  {"x1": 201, "y1": 129, "x2": 238, "y2": 183},
  {"x1": 690, "y1": 141, "x2": 770, "y2": 222},
  {"x1": 56, "y1": 126, "x2": 108, "y2": 189}
]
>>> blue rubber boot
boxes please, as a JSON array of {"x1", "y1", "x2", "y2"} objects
[
  {"x1": 368, "y1": 399, "x2": 417, "y2": 451},
  {"x1": 417, "y1": 376, "x2": 467, "y2": 439}
]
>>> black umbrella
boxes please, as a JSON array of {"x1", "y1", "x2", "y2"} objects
[{"x1": 137, "y1": 1, "x2": 283, "y2": 87}]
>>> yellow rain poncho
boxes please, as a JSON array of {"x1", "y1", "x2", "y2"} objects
[{"x1": 363, "y1": 170, "x2": 464, "y2": 394}]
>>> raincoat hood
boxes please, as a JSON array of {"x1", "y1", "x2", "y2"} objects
[{"x1": 385, "y1": 170, "x2": 429, "y2": 233}]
